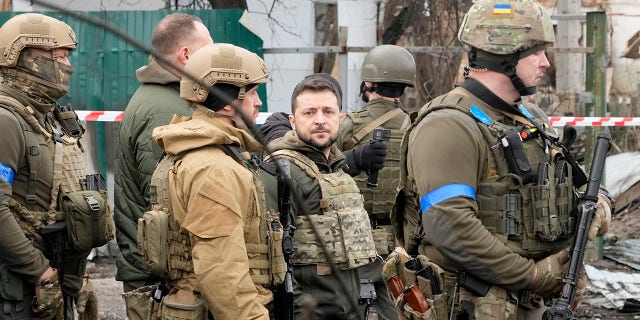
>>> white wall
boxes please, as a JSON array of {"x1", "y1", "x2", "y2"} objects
[
  {"x1": 607, "y1": 1, "x2": 640, "y2": 95},
  {"x1": 245, "y1": 0, "x2": 316, "y2": 114}
]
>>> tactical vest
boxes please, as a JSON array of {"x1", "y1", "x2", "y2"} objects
[
  {"x1": 345, "y1": 107, "x2": 409, "y2": 221},
  {"x1": 144, "y1": 145, "x2": 285, "y2": 286},
  {"x1": 0, "y1": 96, "x2": 89, "y2": 245},
  {"x1": 267, "y1": 149, "x2": 378, "y2": 270},
  {"x1": 394, "y1": 90, "x2": 578, "y2": 257}
]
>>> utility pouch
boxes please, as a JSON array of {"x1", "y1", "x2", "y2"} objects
[
  {"x1": 160, "y1": 288, "x2": 206, "y2": 320},
  {"x1": 530, "y1": 163, "x2": 561, "y2": 242},
  {"x1": 372, "y1": 225, "x2": 395, "y2": 255},
  {"x1": 554, "y1": 160, "x2": 575, "y2": 237},
  {"x1": 457, "y1": 286, "x2": 517, "y2": 320},
  {"x1": 457, "y1": 272, "x2": 490, "y2": 297},
  {"x1": 53, "y1": 103, "x2": 84, "y2": 138},
  {"x1": 137, "y1": 209, "x2": 170, "y2": 278},
  {"x1": 61, "y1": 190, "x2": 114, "y2": 251},
  {"x1": 269, "y1": 216, "x2": 286, "y2": 285},
  {"x1": 501, "y1": 129, "x2": 535, "y2": 184},
  {"x1": 390, "y1": 188, "x2": 423, "y2": 256},
  {"x1": 0, "y1": 264, "x2": 24, "y2": 300},
  {"x1": 122, "y1": 284, "x2": 155, "y2": 320}
]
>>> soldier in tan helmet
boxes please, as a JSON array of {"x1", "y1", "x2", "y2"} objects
[
  {"x1": 148, "y1": 43, "x2": 284, "y2": 320},
  {"x1": 387, "y1": 0, "x2": 613, "y2": 319},
  {"x1": 0, "y1": 13, "x2": 112, "y2": 319}
]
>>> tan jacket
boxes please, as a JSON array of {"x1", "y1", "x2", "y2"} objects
[{"x1": 153, "y1": 106, "x2": 270, "y2": 320}]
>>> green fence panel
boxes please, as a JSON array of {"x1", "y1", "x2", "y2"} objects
[{"x1": 0, "y1": 9, "x2": 266, "y2": 112}]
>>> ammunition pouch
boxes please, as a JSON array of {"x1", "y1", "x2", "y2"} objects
[
  {"x1": 268, "y1": 215, "x2": 287, "y2": 286},
  {"x1": 53, "y1": 103, "x2": 85, "y2": 138},
  {"x1": 61, "y1": 190, "x2": 114, "y2": 251},
  {"x1": 382, "y1": 248, "x2": 449, "y2": 320}
]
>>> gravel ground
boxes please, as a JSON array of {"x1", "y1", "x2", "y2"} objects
[{"x1": 86, "y1": 257, "x2": 127, "y2": 320}]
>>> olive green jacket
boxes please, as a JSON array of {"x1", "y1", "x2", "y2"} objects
[
  {"x1": 114, "y1": 56, "x2": 193, "y2": 282},
  {"x1": 407, "y1": 79, "x2": 551, "y2": 291}
]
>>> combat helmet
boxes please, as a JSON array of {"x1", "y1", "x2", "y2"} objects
[
  {"x1": 0, "y1": 13, "x2": 77, "y2": 67},
  {"x1": 362, "y1": 45, "x2": 416, "y2": 87},
  {"x1": 458, "y1": 0, "x2": 555, "y2": 95},
  {"x1": 180, "y1": 43, "x2": 269, "y2": 104},
  {"x1": 360, "y1": 45, "x2": 416, "y2": 101}
]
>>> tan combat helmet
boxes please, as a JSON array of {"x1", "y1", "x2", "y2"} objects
[
  {"x1": 458, "y1": 0, "x2": 555, "y2": 55},
  {"x1": 0, "y1": 13, "x2": 77, "y2": 67},
  {"x1": 361, "y1": 45, "x2": 416, "y2": 87},
  {"x1": 180, "y1": 43, "x2": 269, "y2": 103}
]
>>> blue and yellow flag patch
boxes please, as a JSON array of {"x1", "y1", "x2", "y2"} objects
[{"x1": 492, "y1": 3, "x2": 512, "y2": 14}]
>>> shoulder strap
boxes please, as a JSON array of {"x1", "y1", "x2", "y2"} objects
[
  {"x1": 267, "y1": 149, "x2": 321, "y2": 181},
  {"x1": 344, "y1": 108, "x2": 404, "y2": 150},
  {"x1": 0, "y1": 97, "x2": 44, "y2": 210}
]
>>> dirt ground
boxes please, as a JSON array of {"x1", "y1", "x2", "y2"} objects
[{"x1": 88, "y1": 204, "x2": 640, "y2": 319}]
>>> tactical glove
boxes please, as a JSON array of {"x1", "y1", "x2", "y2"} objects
[
  {"x1": 33, "y1": 269, "x2": 63, "y2": 320},
  {"x1": 349, "y1": 140, "x2": 388, "y2": 173},
  {"x1": 527, "y1": 248, "x2": 570, "y2": 298},
  {"x1": 588, "y1": 193, "x2": 612, "y2": 241}
]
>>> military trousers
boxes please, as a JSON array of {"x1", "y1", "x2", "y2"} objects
[{"x1": 292, "y1": 264, "x2": 361, "y2": 320}]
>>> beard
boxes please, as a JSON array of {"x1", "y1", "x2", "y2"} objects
[{"x1": 296, "y1": 125, "x2": 336, "y2": 152}]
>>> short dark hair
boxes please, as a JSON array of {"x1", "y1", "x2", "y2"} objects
[
  {"x1": 290, "y1": 73, "x2": 342, "y2": 113},
  {"x1": 152, "y1": 13, "x2": 203, "y2": 56}
]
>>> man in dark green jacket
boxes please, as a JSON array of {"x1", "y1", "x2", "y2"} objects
[
  {"x1": 261, "y1": 74, "x2": 378, "y2": 320},
  {"x1": 114, "y1": 13, "x2": 213, "y2": 292}
]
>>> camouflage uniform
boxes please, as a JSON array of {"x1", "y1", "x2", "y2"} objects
[
  {"x1": 0, "y1": 13, "x2": 100, "y2": 319},
  {"x1": 261, "y1": 131, "x2": 378, "y2": 320}
]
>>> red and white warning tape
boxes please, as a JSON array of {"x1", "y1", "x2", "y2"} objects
[
  {"x1": 548, "y1": 117, "x2": 640, "y2": 127},
  {"x1": 75, "y1": 111, "x2": 640, "y2": 127}
]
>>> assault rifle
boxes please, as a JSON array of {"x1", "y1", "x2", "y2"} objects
[
  {"x1": 543, "y1": 132, "x2": 611, "y2": 320},
  {"x1": 274, "y1": 159, "x2": 295, "y2": 320}
]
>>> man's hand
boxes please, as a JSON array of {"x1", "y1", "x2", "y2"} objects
[
  {"x1": 353, "y1": 140, "x2": 387, "y2": 172},
  {"x1": 588, "y1": 193, "x2": 612, "y2": 241},
  {"x1": 33, "y1": 268, "x2": 62, "y2": 320},
  {"x1": 527, "y1": 249, "x2": 570, "y2": 298}
]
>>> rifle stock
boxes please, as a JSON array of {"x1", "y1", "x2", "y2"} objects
[{"x1": 543, "y1": 132, "x2": 611, "y2": 320}]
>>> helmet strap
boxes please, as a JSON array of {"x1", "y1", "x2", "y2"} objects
[
  {"x1": 468, "y1": 49, "x2": 537, "y2": 96},
  {"x1": 359, "y1": 82, "x2": 374, "y2": 103}
]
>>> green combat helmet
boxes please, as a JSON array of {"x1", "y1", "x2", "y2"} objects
[
  {"x1": 0, "y1": 13, "x2": 77, "y2": 67},
  {"x1": 457, "y1": 0, "x2": 555, "y2": 95},
  {"x1": 360, "y1": 45, "x2": 416, "y2": 101}
]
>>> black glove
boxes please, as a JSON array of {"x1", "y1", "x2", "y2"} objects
[{"x1": 346, "y1": 140, "x2": 387, "y2": 175}]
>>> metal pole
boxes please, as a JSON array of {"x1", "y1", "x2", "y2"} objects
[{"x1": 584, "y1": 11, "x2": 607, "y2": 259}]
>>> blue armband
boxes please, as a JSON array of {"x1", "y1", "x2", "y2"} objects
[
  {"x1": 420, "y1": 183, "x2": 476, "y2": 214},
  {"x1": 0, "y1": 163, "x2": 14, "y2": 185}
]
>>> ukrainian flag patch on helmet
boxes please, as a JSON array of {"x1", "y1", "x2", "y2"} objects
[{"x1": 492, "y1": 3, "x2": 512, "y2": 14}]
